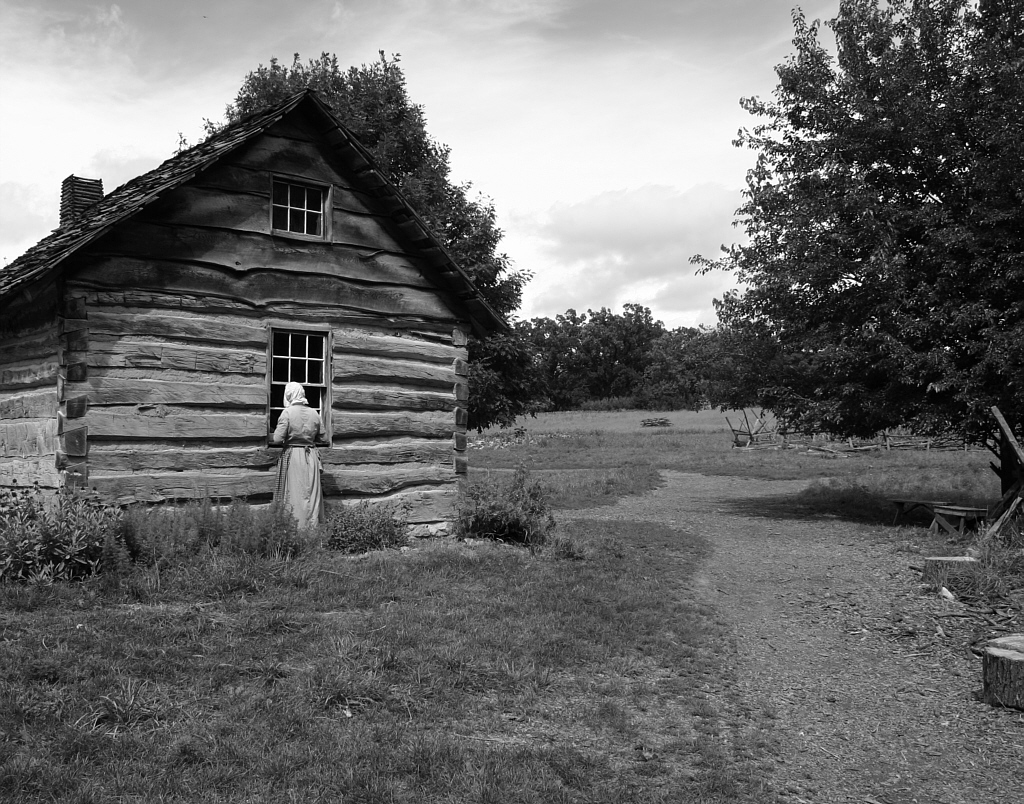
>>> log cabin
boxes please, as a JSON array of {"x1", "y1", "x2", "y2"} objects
[{"x1": 0, "y1": 90, "x2": 506, "y2": 532}]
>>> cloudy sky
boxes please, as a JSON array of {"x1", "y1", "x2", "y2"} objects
[{"x1": 0, "y1": 0, "x2": 839, "y2": 328}]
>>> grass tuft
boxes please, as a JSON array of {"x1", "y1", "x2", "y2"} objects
[
  {"x1": 454, "y1": 465, "x2": 555, "y2": 547},
  {"x1": 962, "y1": 520, "x2": 1024, "y2": 601},
  {"x1": 321, "y1": 500, "x2": 409, "y2": 554}
]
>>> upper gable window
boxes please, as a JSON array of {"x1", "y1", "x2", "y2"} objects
[{"x1": 272, "y1": 179, "x2": 326, "y2": 238}]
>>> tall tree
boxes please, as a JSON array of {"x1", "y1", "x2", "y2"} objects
[
  {"x1": 218, "y1": 52, "x2": 537, "y2": 429},
  {"x1": 518, "y1": 305, "x2": 667, "y2": 408},
  {"x1": 576, "y1": 304, "x2": 666, "y2": 400},
  {"x1": 635, "y1": 327, "x2": 705, "y2": 411},
  {"x1": 515, "y1": 310, "x2": 590, "y2": 410},
  {"x1": 696, "y1": 0, "x2": 1024, "y2": 443}
]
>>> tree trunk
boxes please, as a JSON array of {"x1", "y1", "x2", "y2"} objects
[{"x1": 981, "y1": 635, "x2": 1024, "y2": 710}]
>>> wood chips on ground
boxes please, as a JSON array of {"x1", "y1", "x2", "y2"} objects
[{"x1": 561, "y1": 471, "x2": 1024, "y2": 804}]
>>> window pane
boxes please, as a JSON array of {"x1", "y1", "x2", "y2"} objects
[
  {"x1": 306, "y1": 211, "x2": 322, "y2": 236},
  {"x1": 270, "y1": 384, "x2": 284, "y2": 409},
  {"x1": 308, "y1": 336, "x2": 323, "y2": 359},
  {"x1": 306, "y1": 386, "x2": 322, "y2": 411},
  {"x1": 271, "y1": 182, "x2": 325, "y2": 237},
  {"x1": 272, "y1": 357, "x2": 289, "y2": 382},
  {"x1": 290, "y1": 359, "x2": 307, "y2": 383},
  {"x1": 308, "y1": 361, "x2": 323, "y2": 384},
  {"x1": 273, "y1": 331, "x2": 289, "y2": 356},
  {"x1": 291, "y1": 333, "x2": 307, "y2": 358},
  {"x1": 270, "y1": 408, "x2": 282, "y2": 431}
]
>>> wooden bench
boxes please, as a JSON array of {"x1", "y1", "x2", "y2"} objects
[
  {"x1": 891, "y1": 499, "x2": 987, "y2": 534},
  {"x1": 891, "y1": 499, "x2": 951, "y2": 526},
  {"x1": 929, "y1": 504, "x2": 988, "y2": 536}
]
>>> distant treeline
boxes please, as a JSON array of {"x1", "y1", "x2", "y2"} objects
[{"x1": 515, "y1": 303, "x2": 757, "y2": 412}]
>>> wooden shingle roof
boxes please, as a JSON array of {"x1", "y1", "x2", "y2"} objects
[{"x1": 0, "y1": 90, "x2": 506, "y2": 336}]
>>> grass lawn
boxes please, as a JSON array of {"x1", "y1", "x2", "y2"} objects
[
  {"x1": 1, "y1": 520, "x2": 765, "y2": 803},
  {"x1": 1, "y1": 409, "x2": 1006, "y2": 802}
]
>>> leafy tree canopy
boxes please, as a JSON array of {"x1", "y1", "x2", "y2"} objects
[
  {"x1": 695, "y1": 0, "x2": 1024, "y2": 443},
  {"x1": 636, "y1": 328, "x2": 705, "y2": 412},
  {"x1": 518, "y1": 304, "x2": 711, "y2": 411},
  {"x1": 218, "y1": 52, "x2": 536, "y2": 429}
]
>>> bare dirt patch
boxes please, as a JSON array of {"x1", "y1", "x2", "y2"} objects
[{"x1": 561, "y1": 471, "x2": 1024, "y2": 804}]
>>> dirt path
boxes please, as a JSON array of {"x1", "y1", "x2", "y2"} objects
[{"x1": 562, "y1": 471, "x2": 1023, "y2": 804}]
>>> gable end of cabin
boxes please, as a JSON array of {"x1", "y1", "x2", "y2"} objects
[{"x1": 0, "y1": 99, "x2": 490, "y2": 531}]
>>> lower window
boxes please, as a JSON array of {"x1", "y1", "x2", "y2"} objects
[{"x1": 269, "y1": 328, "x2": 329, "y2": 441}]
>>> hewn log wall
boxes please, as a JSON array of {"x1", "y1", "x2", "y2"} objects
[
  {"x1": 0, "y1": 286, "x2": 61, "y2": 488},
  {"x1": 54, "y1": 109, "x2": 470, "y2": 522}
]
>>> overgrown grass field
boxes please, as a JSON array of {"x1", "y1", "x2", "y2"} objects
[
  {"x1": 474, "y1": 409, "x2": 1000, "y2": 523},
  {"x1": 1, "y1": 410, "x2": 1009, "y2": 802},
  {"x1": 1, "y1": 522, "x2": 761, "y2": 802}
]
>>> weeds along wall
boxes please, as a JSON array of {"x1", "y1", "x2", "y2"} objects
[{"x1": 0, "y1": 96, "x2": 498, "y2": 527}]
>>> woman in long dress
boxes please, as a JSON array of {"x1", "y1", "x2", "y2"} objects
[{"x1": 271, "y1": 381, "x2": 325, "y2": 529}]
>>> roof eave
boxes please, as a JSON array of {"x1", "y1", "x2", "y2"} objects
[
  {"x1": 1, "y1": 90, "x2": 509, "y2": 340},
  {"x1": 302, "y1": 92, "x2": 509, "y2": 338}
]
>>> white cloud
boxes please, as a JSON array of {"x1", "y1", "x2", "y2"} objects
[
  {"x1": 0, "y1": 182, "x2": 54, "y2": 265},
  {"x1": 0, "y1": 2, "x2": 240, "y2": 250},
  {"x1": 1, "y1": 0, "x2": 825, "y2": 324},
  {"x1": 0, "y1": 2, "x2": 140, "y2": 77},
  {"x1": 514, "y1": 184, "x2": 743, "y2": 327}
]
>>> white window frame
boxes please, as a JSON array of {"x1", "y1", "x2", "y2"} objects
[
  {"x1": 270, "y1": 177, "x2": 330, "y2": 240},
  {"x1": 268, "y1": 326, "x2": 331, "y2": 445}
]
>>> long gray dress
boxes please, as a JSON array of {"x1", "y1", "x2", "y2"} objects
[{"x1": 272, "y1": 403, "x2": 325, "y2": 529}]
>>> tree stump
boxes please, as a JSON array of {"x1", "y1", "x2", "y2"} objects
[
  {"x1": 922, "y1": 556, "x2": 978, "y2": 590},
  {"x1": 981, "y1": 635, "x2": 1024, "y2": 710}
]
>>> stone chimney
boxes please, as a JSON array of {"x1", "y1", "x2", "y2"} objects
[{"x1": 60, "y1": 175, "x2": 104, "y2": 227}]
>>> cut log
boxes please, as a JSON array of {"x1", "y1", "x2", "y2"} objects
[
  {"x1": 331, "y1": 384, "x2": 456, "y2": 412},
  {"x1": 983, "y1": 494, "x2": 1022, "y2": 542},
  {"x1": 89, "y1": 470, "x2": 274, "y2": 502},
  {"x1": 0, "y1": 361, "x2": 60, "y2": 391},
  {"x1": 68, "y1": 376, "x2": 266, "y2": 407},
  {"x1": 331, "y1": 354, "x2": 457, "y2": 387},
  {"x1": 77, "y1": 239, "x2": 460, "y2": 321},
  {"x1": 0, "y1": 388, "x2": 59, "y2": 419},
  {"x1": 86, "y1": 339, "x2": 265, "y2": 375},
  {"x1": 323, "y1": 487, "x2": 457, "y2": 524},
  {"x1": 87, "y1": 439, "x2": 452, "y2": 472},
  {"x1": 922, "y1": 556, "x2": 979, "y2": 590},
  {"x1": 0, "y1": 328, "x2": 59, "y2": 363},
  {"x1": 0, "y1": 419, "x2": 59, "y2": 458},
  {"x1": 82, "y1": 409, "x2": 265, "y2": 441},
  {"x1": 87, "y1": 310, "x2": 267, "y2": 349},
  {"x1": 334, "y1": 330, "x2": 463, "y2": 364},
  {"x1": 0, "y1": 456, "x2": 61, "y2": 488},
  {"x1": 981, "y1": 634, "x2": 1024, "y2": 710},
  {"x1": 333, "y1": 411, "x2": 454, "y2": 440}
]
